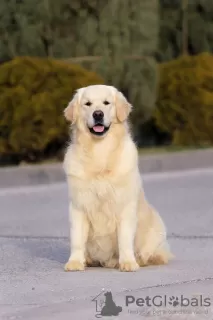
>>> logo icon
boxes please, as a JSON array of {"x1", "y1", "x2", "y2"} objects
[
  {"x1": 169, "y1": 296, "x2": 179, "y2": 307},
  {"x1": 92, "y1": 290, "x2": 122, "y2": 318}
]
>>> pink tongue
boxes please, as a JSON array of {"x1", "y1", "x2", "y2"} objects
[{"x1": 93, "y1": 125, "x2": 104, "y2": 132}]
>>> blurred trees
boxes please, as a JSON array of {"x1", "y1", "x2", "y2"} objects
[
  {"x1": 0, "y1": 0, "x2": 159, "y2": 146},
  {"x1": 0, "y1": 0, "x2": 158, "y2": 60},
  {"x1": 1, "y1": 1, "x2": 213, "y2": 69},
  {"x1": 158, "y1": 0, "x2": 213, "y2": 61},
  {"x1": 1, "y1": 0, "x2": 213, "y2": 157},
  {"x1": 0, "y1": 0, "x2": 85, "y2": 61}
]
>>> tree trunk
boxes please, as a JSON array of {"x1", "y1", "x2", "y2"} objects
[{"x1": 182, "y1": 0, "x2": 188, "y2": 55}]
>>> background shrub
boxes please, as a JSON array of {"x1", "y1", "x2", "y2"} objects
[
  {"x1": 155, "y1": 53, "x2": 213, "y2": 146},
  {"x1": 0, "y1": 56, "x2": 103, "y2": 164}
]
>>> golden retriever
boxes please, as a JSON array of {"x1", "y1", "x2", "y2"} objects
[{"x1": 63, "y1": 85, "x2": 172, "y2": 272}]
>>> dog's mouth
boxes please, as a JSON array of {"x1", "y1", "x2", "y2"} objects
[{"x1": 88, "y1": 123, "x2": 110, "y2": 136}]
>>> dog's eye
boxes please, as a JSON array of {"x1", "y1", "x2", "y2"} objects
[
  {"x1": 85, "y1": 101, "x2": 92, "y2": 106},
  {"x1": 103, "y1": 100, "x2": 110, "y2": 105}
]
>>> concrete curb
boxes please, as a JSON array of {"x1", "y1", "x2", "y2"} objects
[
  {"x1": 0, "y1": 164, "x2": 66, "y2": 188},
  {"x1": 138, "y1": 148, "x2": 213, "y2": 173},
  {"x1": 0, "y1": 148, "x2": 212, "y2": 188}
]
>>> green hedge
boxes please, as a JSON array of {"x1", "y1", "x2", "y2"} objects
[
  {"x1": 0, "y1": 57, "x2": 103, "y2": 164},
  {"x1": 155, "y1": 53, "x2": 213, "y2": 146}
]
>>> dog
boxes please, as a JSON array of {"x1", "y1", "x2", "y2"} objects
[{"x1": 63, "y1": 84, "x2": 172, "y2": 272}]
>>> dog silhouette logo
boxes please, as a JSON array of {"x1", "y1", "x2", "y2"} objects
[{"x1": 92, "y1": 290, "x2": 122, "y2": 318}]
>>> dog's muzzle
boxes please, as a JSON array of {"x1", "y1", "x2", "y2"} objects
[{"x1": 88, "y1": 110, "x2": 110, "y2": 136}]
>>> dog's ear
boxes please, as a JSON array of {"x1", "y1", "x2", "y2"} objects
[
  {"x1": 64, "y1": 91, "x2": 80, "y2": 124},
  {"x1": 116, "y1": 91, "x2": 132, "y2": 122}
]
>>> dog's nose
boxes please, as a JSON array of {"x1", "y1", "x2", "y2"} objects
[{"x1": 93, "y1": 110, "x2": 104, "y2": 121}]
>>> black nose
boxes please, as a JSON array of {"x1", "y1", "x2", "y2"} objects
[{"x1": 93, "y1": 110, "x2": 104, "y2": 121}]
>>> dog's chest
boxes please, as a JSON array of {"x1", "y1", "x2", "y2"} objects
[
  {"x1": 79, "y1": 176, "x2": 116, "y2": 211},
  {"x1": 85, "y1": 178, "x2": 118, "y2": 259},
  {"x1": 71, "y1": 174, "x2": 118, "y2": 231}
]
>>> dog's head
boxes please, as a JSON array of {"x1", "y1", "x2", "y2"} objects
[{"x1": 64, "y1": 85, "x2": 132, "y2": 138}]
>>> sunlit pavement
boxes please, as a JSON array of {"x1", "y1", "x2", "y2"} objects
[{"x1": 1, "y1": 168, "x2": 213, "y2": 319}]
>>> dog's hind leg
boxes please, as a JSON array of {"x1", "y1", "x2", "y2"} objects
[
  {"x1": 137, "y1": 242, "x2": 173, "y2": 267},
  {"x1": 148, "y1": 243, "x2": 174, "y2": 266}
]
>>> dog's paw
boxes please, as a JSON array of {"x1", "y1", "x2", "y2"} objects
[
  {"x1": 64, "y1": 260, "x2": 85, "y2": 271},
  {"x1": 119, "y1": 260, "x2": 140, "y2": 272}
]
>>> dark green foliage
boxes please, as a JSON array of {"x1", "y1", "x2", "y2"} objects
[
  {"x1": 0, "y1": 57, "x2": 103, "y2": 164},
  {"x1": 155, "y1": 53, "x2": 213, "y2": 146},
  {"x1": 158, "y1": 0, "x2": 213, "y2": 61}
]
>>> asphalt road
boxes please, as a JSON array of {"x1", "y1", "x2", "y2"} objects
[{"x1": 1, "y1": 168, "x2": 213, "y2": 320}]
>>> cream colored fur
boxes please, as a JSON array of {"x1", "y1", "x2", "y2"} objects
[{"x1": 63, "y1": 85, "x2": 173, "y2": 272}]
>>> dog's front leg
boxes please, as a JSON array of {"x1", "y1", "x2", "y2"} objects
[
  {"x1": 65, "y1": 204, "x2": 89, "y2": 271},
  {"x1": 118, "y1": 202, "x2": 139, "y2": 272}
]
